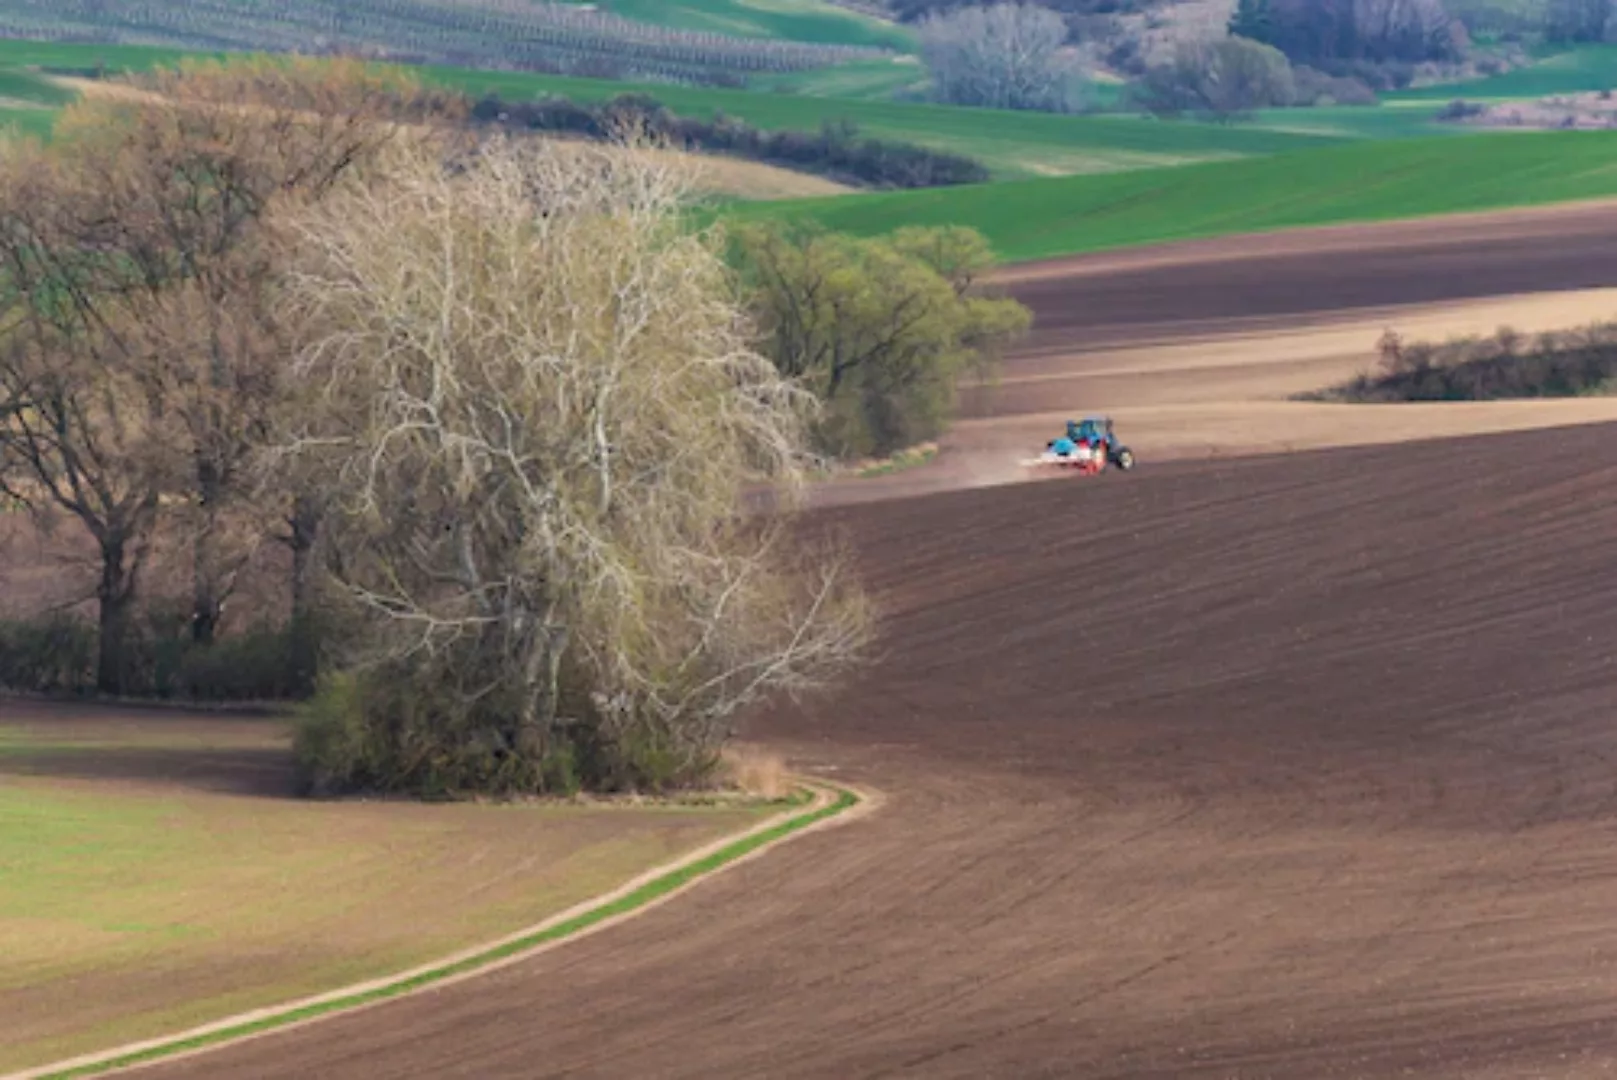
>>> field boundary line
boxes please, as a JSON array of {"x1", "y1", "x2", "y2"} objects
[{"x1": 6, "y1": 776, "x2": 880, "y2": 1080}]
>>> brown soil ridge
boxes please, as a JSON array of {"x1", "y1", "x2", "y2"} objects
[
  {"x1": 112, "y1": 203, "x2": 1617, "y2": 1078},
  {"x1": 124, "y1": 419, "x2": 1617, "y2": 1079}
]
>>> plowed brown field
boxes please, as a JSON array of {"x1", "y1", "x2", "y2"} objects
[{"x1": 73, "y1": 205, "x2": 1617, "y2": 1078}]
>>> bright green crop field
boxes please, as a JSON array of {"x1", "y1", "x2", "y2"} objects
[
  {"x1": 1392, "y1": 44, "x2": 1617, "y2": 101},
  {"x1": 719, "y1": 129, "x2": 1617, "y2": 262},
  {"x1": 0, "y1": 38, "x2": 206, "y2": 73},
  {"x1": 0, "y1": 35, "x2": 1611, "y2": 267},
  {"x1": 586, "y1": 0, "x2": 914, "y2": 50}
]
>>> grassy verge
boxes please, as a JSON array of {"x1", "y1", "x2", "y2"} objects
[
  {"x1": 718, "y1": 128, "x2": 1617, "y2": 263},
  {"x1": 0, "y1": 710, "x2": 796, "y2": 1075}
]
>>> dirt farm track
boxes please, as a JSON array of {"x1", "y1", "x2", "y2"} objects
[{"x1": 59, "y1": 203, "x2": 1617, "y2": 1077}]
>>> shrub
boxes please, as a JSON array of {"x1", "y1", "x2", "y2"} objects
[
  {"x1": 1292, "y1": 65, "x2": 1380, "y2": 105},
  {"x1": 1309, "y1": 323, "x2": 1617, "y2": 401},
  {"x1": 1133, "y1": 35, "x2": 1297, "y2": 119},
  {"x1": 0, "y1": 607, "x2": 317, "y2": 702},
  {"x1": 0, "y1": 615, "x2": 97, "y2": 694},
  {"x1": 292, "y1": 641, "x2": 704, "y2": 798},
  {"x1": 178, "y1": 624, "x2": 298, "y2": 701},
  {"x1": 1436, "y1": 98, "x2": 1487, "y2": 120}
]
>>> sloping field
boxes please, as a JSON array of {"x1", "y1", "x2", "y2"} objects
[
  {"x1": 0, "y1": 0, "x2": 897, "y2": 73},
  {"x1": 727, "y1": 129, "x2": 1617, "y2": 262},
  {"x1": 0, "y1": 706, "x2": 770, "y2": 1074},
  {"x1": 122, "y1": 419, "x2": 1617, "y2": 1079},
  {"x1": 587, "y1": 0, "x2": 911, "y2": 48},
  {"x1": 87, "y1": 198, "x2": 1617, "y2": 1080},
  {"x1": 1393, "y1": 43, "x2": 1617, "y2": 101}
]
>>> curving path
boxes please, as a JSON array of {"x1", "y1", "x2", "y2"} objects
[{"x1": 132, "y1": 205, "x2": 1617, "y2": 1079}]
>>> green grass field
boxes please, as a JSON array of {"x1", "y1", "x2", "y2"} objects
[
  {"x1": 0, "y1": 36, "x2": 1612, "y2": 266},
  {"x1": 753, "y1": 56, "x2": 931, "y2": 99},
  {"x1": 719, "y1": 129, "x2": 1617, "y2": 262},
  {"x1": 587, "y1": 0, "x2": 913, "y2": 50},
  {"x1": 0, "y1": 38, "x2": 217, "y2": 73},
  {"x1": 0, "y1": 710, "x2": 772, "y2": 1074},
  {"x1": 0, "y1": 65, "x2": 74, "y2": 105}
]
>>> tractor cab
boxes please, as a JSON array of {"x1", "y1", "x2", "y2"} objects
[{"x1": 1067, "y1": 416, "x2": 1116, "y2": 449}]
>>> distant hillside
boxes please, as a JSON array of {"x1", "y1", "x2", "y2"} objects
[{"x1": 0, "y1": 0, "x2": 903, "y2": 85}]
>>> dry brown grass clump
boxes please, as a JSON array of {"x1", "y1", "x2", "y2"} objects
[{"x1": 719, "y1": 745, "x2": 792, "y2": 801}]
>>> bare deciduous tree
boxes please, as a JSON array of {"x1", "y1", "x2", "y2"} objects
[
  {"x1": 1547, "y1": 0, "x2": 1614, "y2": 42},
  {"x1": 0, "y1": 56, "x2": 438, "y2": 692},
  {"x1": 103, "y1": 57, "x2": 448, "y2": 645},
  {"x1": 1230, "y1": 0, "x2": 1460, "y2": 64},
  {"x1": 274, "y1": 134, "x2": 872, "y2": 795},
  {"x1": 918, "y1": 3, "x2": 1084, "y2": 113}
]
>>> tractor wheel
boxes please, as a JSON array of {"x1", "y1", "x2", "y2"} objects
[{"x1": 1114, "y1": 448, "x2": 1135, "y2": 470}]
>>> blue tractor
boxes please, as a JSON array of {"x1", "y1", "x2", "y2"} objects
[{"x1": 1040, "y1": 415, "x2": 1135, "y2": 474}]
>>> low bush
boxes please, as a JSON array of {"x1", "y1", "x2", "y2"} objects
[
  {"x1": 1292, "y1": 65, "x2": 1380, "y2": 105},
  {"x1": 1436, "y1": 98, "x2": 1488, "y2": 120},
  {"x1": 469, "y1": 93, "x2": 991, "y2": 190},
  {"x1": 292, "y1": 654, "x2": 717, "y2": 800},
  {"x1": 1309, "y1": 323, "x2": 1617, "y2": 401},
  {"x1": 0, "y1": 614, "x2": 96, "y2": 694},
  {"x1": 0, "y1": 607, "x2": 317, "y2": 702}
]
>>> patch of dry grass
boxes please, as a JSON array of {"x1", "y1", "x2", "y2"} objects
[
  {"x1": 52, "y1": 73, "x2": 851, "y2": 202},
  {"x1": 719, "y1": 743, "x2": 791, "y2": 800},
  {"x1": 0, "y1": 705, "x2": 774, "y2": 1074}
]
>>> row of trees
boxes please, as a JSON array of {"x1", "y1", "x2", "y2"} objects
[
  {"x1": 1126, "y1": 33, "x2": 1385, "y2": 118},
  {"x1": 1228, "y1": 0, "x2": 1465, "y2": 67},
  {"x1": 1132, "y1": 35, "x2": 1297, "y2": 118},
  {"x1": 1544, "y1": 0, "x2": 1615, "y2": 43},
  {"x1": 470, "y1": 93, "x2": 991, "y2": 189},
  {"x1": 0, "y1": 58, "x2": 1027, "y2": 797}
]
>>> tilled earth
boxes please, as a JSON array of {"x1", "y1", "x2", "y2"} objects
[{"x1": 104, "y1": 203, "x2": 1617, "y2": 1078}]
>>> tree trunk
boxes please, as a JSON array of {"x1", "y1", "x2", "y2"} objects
[
  {"x1": 191, "y1": 459, "x2": 223, "y2": 645},
  {"x1": 286, "y1": 493, "x2": 322, "y2": 697},
  {"x1": 96, "y1": 534, "x2": 137, "y2": 696}
]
